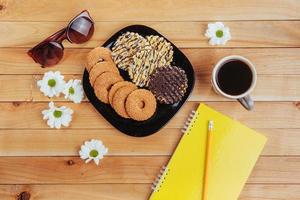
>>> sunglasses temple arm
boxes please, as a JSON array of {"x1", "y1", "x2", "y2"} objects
[{"x1": 50, "y1": 28, "x2": 67, "y2": 43}]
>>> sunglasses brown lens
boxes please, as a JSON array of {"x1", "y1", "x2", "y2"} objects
[
  {"x1": 28, "y1": 10, "x2": 94, "y2": 67},
  {"x1": 67, "y1": 16, "x2": 94, "y2": 44},
  {"x1": 28, "y1": 41, "x2": 64, "y2": 67}
]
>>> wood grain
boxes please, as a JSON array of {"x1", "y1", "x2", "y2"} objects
[
  {"x1": 32, "y1": 74, "x2": 300, "y2": 102},
  {"x1": 0, "y1": 75, "x2": 32, "y2": 101},
  {"x1": 0, "y1": 156, "x2": 163, "y2": 184},
  {"x1": 0, "y1": 0, "x2": 299, "y2": 21},
  {"x1": 249, "y1": 157, "x2": 300, "y2": 184},
  {"x1": 0, "y1": 1, "x2": 299, "y2": 199},
  {"x1": 0, "y1": 129, "x2": 299, "y2": 156},
  {"x1": 0, "y1": 184, "x2": 151, "y2": 200},
  {"x1": 1, "y1": 21, "x2": 300, "y2": 48},
  {"x1": 240, "y1": 184, "x2": 300, "y2": 200},
  {"x1": 0, "y1": 156, "x2": 299, "y2": 184},
  {"x1": 1, "y1": 73, "x2": 299, "y2": 102},
  {"x1": 0, "y1": 102, "x2": 298, "y2": 129},
  {"x1": 1, "y1": 184, "x2": 299, "y2": 200},
  {"x1": 1, "y1": 48, "x2": 300, "y2": 75},
  {"x1": 0, "y1": 129, "x2": 182, "y2": 156}
]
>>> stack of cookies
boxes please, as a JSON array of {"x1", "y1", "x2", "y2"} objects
[{"x1": 86, "y1": 47, "x2": 157, "y2": 121}]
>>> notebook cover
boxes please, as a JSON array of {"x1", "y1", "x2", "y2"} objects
[
  {"x1": 150, "y1": 108, "x2": 205, "y2": 200},
  {"x1": 149, "y1": 104, "x2": 267, "y2": 200}
]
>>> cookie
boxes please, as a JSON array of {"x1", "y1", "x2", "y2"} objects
[
  {"x1": 127, "y1": 35, "x2": 174, "y2": 87},
  {"x1": 111, "y1": 32, "x2": 152, "y2": 71},
  {"x1": 86, "y1": 47, "x2": 113, "y2": 72},
  {"x1": 148, "y1": 65, "x2": 188, "y2": 104},
  {"x1": 93, "y1": 71, "x2": 123, "y2": 104},
  {"x1": 89, "y1": 61, "x2": 119, "y2": 87},
  {"x1": 127, "y1": 48, "x2": 156, "y2": 87},
  {"x1": 146, "y1": 35, "x2": 173, "y2": 67},
  {"x1": 111, "y1": 84, "x2": 137, "y2": 118},
  {"x1": 125, "y1": 89, "x2": 157, "y2": 121},
  {"x1": 111, "y1": 32, "x2": 174, "y2": 87},
  {"x1": 108, "y1": 81, "x2": 134, "y2": 105}
]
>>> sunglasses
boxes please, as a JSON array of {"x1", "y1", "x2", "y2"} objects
[{"x1": 28, "y1": 10, "x2": 94, "y2": 67}]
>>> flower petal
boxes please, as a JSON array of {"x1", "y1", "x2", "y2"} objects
[
  {"x1": 94, "y1": 158, "x2": 100, "y2": 165},
  {"x1": 85, "y1": 158, "x2": 93, "y2": 163},
  {"x1": 215, "y1": 22, "x2": 225, "y2": 28}
]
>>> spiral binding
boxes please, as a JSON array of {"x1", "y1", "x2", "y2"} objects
[
  {"x1": 181, "y1": 110, "x2": 197, "y2": 134},
  {"x1": 151, "y1": 165, "x2": 170, "y2": 192},
  {"x1": 151, "y1": 110, "x2": 198, "y2": 193}
]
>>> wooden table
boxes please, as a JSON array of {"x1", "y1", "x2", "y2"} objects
[{"x1": 0, "y1": 0, "x2": 299, "y2": 199}]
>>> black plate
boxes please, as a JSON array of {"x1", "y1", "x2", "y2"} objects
[{"x1": 83, "y1": 25, "x2": 195, "y2": 137}]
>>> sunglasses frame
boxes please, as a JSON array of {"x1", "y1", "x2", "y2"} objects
[{"x1": 27, "y1": 10, "x2": 94, "y2": 67}]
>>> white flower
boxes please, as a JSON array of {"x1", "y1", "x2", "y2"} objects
[
  {"x1": 42, "y1": 102, "x2": 73, "y2": 129},
  {"x1": 205, "y1": 22, "x2": 231, "y2": 45},
  {"x1": 63, "y1": 79, "x2": 84, "y2": 103},
  {"x1": 79, "y1": 139, "x2": 108, "y2": 166},
  {"x1": 37, "y1": 71, "x2": 65, "y2": 97}
]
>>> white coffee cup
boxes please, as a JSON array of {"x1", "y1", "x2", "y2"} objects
[{"x1": 211, "y1": 55, "x2": 257, "y2": 110}]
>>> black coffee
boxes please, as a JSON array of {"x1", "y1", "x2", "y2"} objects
[{"x1": 216, "y1": 60, "x2": 253, "y2": 96}]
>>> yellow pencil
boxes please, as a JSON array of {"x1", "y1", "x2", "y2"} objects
[{"x1": 202, "y1": 120, "x2": 214, "y2": 200}]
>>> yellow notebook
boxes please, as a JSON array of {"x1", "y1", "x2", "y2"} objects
[{"x1": 149, "y1": 104, "x2": 267, "y2": 200}]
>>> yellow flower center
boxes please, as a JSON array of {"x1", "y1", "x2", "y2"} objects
[
  {"x1": 48, "y1": 79, "x2": 56, "y2": 87},
  {"x1": 216, "y1": 30, "x2": 224, "y2": 38},
  {"x1": 69, "y1": 87, "x2": 75, "y2": 95},
  {"x1": 53, "y1": 110, "x2": 62, "y2": 118},
  {"x1": 89, "y1": 150, "x2": 99, "y2": 158}
]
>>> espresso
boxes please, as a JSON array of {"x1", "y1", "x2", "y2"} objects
[{"x1": 216, "y1": 60, "x2": 253, "y2": 96}]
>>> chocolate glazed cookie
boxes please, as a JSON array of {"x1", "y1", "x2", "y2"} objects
[{"x1": 149, "y1": 65, "x2": 188, "y2": 104}]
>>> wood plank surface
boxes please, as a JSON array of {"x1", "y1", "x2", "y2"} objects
[
  {"x1": 0, "y1": 0, "x2": 299, "y2": 199},
  {"x1": 0, "y1": 102, "x2": 298, "y2": 129},
  {"x1": 249, "y1": 157, "x2": 300, "y2": 184},
  {"x1": 240, "y1": 184, "x2": 300, "y2": 200},
  {"x1": 1, "y1": 48, "x2": 300, "y2": 75},
  {"x1": 0, "y1": 156, "x2": 299, "y2": 184},
  {"x1": 1, "y1": 21, "x2": 300, "y2": 48},
  {"x1": 1, "y1": 184, "x2": 151, "y2": 200},
  {"x1": 1, "y1": 73, "x2": 299, "y2": 102},
  {"x1": 0, "y1": 73, "x2": 293, "y2": 102},
  {"x1": 0, "y1": 0, "x2": 299, "y2": 21},
  {"x1": 0, "y1": 75, "x2": 32, "y2": 101},
  {"x1": 1, "y1": 184, "x2": 300, "y2": 200},
  {"x1": 0, "y1": 129, "x2": 298, "y2": 156}
]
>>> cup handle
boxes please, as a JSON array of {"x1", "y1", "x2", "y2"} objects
[{"x1": 238, "y1": 95, "x2": 254, "y2": 111}]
